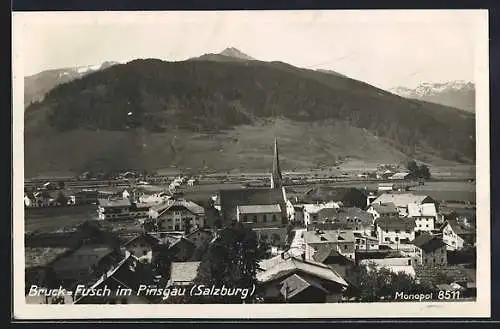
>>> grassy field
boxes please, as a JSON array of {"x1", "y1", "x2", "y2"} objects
[{"x1": 24, "y1": 205, "x2": 98, "y2": 234}]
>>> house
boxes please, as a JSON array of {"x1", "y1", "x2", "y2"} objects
[
  {"x1": 236, "y1": 204, "x2": 283, "y2": 227},
  {"x1": 370, "y1": 193, "x2": 436, "y2": 217},
  {"x1": 367, "y1": 202, "x2": 399, "y2": 221},
  {"x1": 378, "y1": 183, "x2": 394, "y2": 192},
  {"x1": 411, "y1": 232, "x2": 447, "y2": 266},
  {"x1": 139, "y1": 192, "x2": 170, "y2": 205},
  {"x1": 293, "y1": 205, "x2": 304, "y2": 224},
  {"x1": 187, "y1": 178, "x2": 198, "y2": 187},
  {"x1": 256, "y1": 256, "x2": 349, "y2": 303},
  {"x1": 307, "y1": 207, "x2": 374, "y2": 236},
  {"x1": 71, "y1": 190, "x2": 99, "y2": 205},
  {"x1": 97, "y1": 199, "x2": 150, "y2": 220},
  {"x1": 185, "y1": 228, "x2": 214, "y2": 250},
  {"x1": 123, "y1": 233, "x2": 161, "y2": 263},
  {"x1": 408, "y1": 203, "x2": 437, "y2": 232},
  {"x1": 303, "y1": 229, "x2": 356, "y2": 260},
  {"x1": 149, "y1": 199, "x2": 206, "y2": 232},
  {"x1": 353, "y1": 233, "x2": 379, "y2": 251},
  {"x1": 414, "y1": 265, "x2": 475, "y2": 297},
  {"x1": 359, "y1": 257, "x2": 416, "y2": 278},
  {"x1": 389, "y1": 172, "x2": 409, "y2": 180},
  {"x1": 48, "y1": 244, "x2": 122, "y2": 287},
  {"x1": 311, "y1": 246, "x2": 357, "y2": 279},
  {"x1": 300, "y1": 186, "x2": 368, "y2": 209},
  {"x1": 168, "y1": 261, "x2": 201, "y2": 286},
  {"x1": 73, "y1": 255, "x2": 158, "y2": 304},
  {"x1": 122, "y1": 189, "x2": 131, "y2": 199},
  {"x1": 375, "y1": 217, "x2": 416, "y2": 245},
  {"x1": 440, "y1": 220, "x2": 466, "y2": 250},
  {"x1": 167, "y1": 237, "x2": 196, "y2": 262},
  {"x1": 302, "y1": 202, "x2": 340, "y2": 226}
]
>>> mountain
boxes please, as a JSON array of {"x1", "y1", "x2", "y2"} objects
[
  {"x1": 24, "y1": 61, "x2": 120, "y2": 107},
  {"x1": 24, "y1": 58, "x2": 475, "y2": 177},
  {"x1": 189, "y1": 47, "x2": 256, "y2": 62},
  {"x1": 390, "y1": 81, "x2": 475, "y2": 113}
]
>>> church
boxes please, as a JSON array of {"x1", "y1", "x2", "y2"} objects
[{"x1": 218, "y1": 138, "x2": 290, "y2": 246}]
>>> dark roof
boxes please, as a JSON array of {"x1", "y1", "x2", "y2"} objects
[
  {"x1": 300, "y1": 186, "x2": 368, "y2": 204},
  {"x1": 312, "y1": 245, "x2": 352, "y2": 264},
  {"x1": 280, "y1": 273, "x2": 329, "y2": 299},
  {"x1": 219, "y1": 188, "x2": 285, "y2": 223},
  {"x1": 123, "y1": 233, "x2": 160, "y2": 247},
  {"x1": 375, "y1": 217, "x2": 416, "y2": 231},
  {"x1": 411, "y1": 232, "x2": 446, "y2": 252},
  {"x1": 447, "y1": 219, "x2": 469, "y2": 235},
  {"x1": 370, "y1": 202, "x2": 398, "y2": 214}
]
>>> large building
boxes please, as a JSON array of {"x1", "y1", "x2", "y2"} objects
[{"x1": 219, "y1": 137, "x2": 288, "y2": 226}]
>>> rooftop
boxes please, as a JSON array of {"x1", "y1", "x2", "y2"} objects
[
  {"x1": 237, "y1": 204, "x2": 281, "y2": 214},
  {"x1": 375, "y1": 217, "x2": 416, "y2": 231},
  {"x1": 408, "y1": 203, "x2": 437, "y2": 218},
  {"x1": 280, "y1": 273, "x2": 330, "y2": 299},
  {"x1": 303, "y1": 229, "x2": 356, "y2": 244},
  {"x1": 411, "y1": 232, "x2": 446, "y2": 252},
  {"x1": 370, "y1": 202, "x2": 398, "y2": 214},
  {"x1": 257, "y1": 256, "x2": 349, "y2": 287},
  {"x1": 170, "y1": 261, "x2": 201, "y2": 284},
  {"x1": 97, "y1": 198, "x2": 131, "y2": 208},
  {"x1": 371, "y1": 193, "x2": 433, "y2": 208}
]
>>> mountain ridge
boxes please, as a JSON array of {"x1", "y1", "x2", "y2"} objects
[
  {"x1": 390, "y1": 80, "x2": 475, "y2": 113},
  {"x1": 24, "y1": 57, "x2": 475, "y2": 177}
]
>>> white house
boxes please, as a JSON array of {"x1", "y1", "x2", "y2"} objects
[
  {"x1": 302, "y1": 202, "x2": 341, "y2": 226},
  {"x1": 375, "y1": 217, "x2": 416, "y2": 245},
  {"x1": 408, "y1": 203, "x2": 437, "y2": 232},
  {"x1": 389, "y1": 172, "x2": 409, "y2": 180},
  {"x1": 441, "y1": 220, "x2": 465, "y2": 251},
  {"x1": 370, "y1": 193, "x2": 436, "y2": 217},
  {"x1": 122, "y1": 189, "x2": 131, "y2": 199}
]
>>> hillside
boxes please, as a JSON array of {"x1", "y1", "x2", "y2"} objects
[
  {"x1": 390, "y1": 81, "x2": 475, "y2": 113},
  {"x1": 24, "y1": 61, "x2": 119, "y2": 107},
  {"x1": 24, "y1": 57, "x2": 475, "y2": 177}
]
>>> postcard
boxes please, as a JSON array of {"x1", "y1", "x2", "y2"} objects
[{"x1": 12, "y1": 9, "x2": 490, "y2": 319}]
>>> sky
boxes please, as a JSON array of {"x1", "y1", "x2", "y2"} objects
[{"x1": 14, "y1": 10, "x2": 486, "y2": 90}]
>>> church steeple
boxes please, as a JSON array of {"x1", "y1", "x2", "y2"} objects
[{"x1": 271, "y1": 137, "x2": 283, "y2": 189}]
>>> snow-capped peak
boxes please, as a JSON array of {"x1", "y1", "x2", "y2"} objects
[{"x1": 390, "y1": 80, "x2": 474, "y2": 98}]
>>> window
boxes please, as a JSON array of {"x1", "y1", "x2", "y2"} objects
[
  {"x1": 344, "y1": 245, "x2": 348, "y2": 250},
  {"x1": 385, "y1": 230, "x2": 389, "y2": 233},
  {"x1": 252, "y1": 216, "x2": 257, "y2": 223},
  {"x1": 263, "y1": 215, "x2": 267, "y2": 223},
  {"x1": 143, "y1": 250, "x2": 148, "y2": 256},
  {"x1": 243, "y1": 215, "x2": 248, "y2": 222},
  {"x1": 174, "y1": 225, "x2": 180, "y2": 230},
  {"x1": 272, "y1": 215, "x2": 277, "y2": 221},
  {"x1": 385, "y1": 237, "x2": 390, "y2": 242},
  {"x1": 405, "y1": 230, "x2": 410, "y2": 234},
  {"x1": 395, "y1": 237, "x2": 399, "y2": 241},
  {"x1": 395, "y1": 229, "x2": 400, "y2": 233},
  {"x1": 408, "y1": 260, "x2": 412, "y2": 266}
]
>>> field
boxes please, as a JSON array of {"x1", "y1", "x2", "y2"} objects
[{"x1": 24, "y1": 205, "x2": 98, "y2": 234}]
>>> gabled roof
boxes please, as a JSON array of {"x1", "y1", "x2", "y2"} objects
[
  {"x1": 257, "y1": 256, "x2": 349, "y2": 287},
  {"x1": 170, "y1": 261, "x2": 201, "y2": 284},
  {"x1": 370, "y1": 202, "x2": 398, "y2": 214},
  {"x1": 375, "y1": 217, "x2": 416, "y2": 231},
  {"x1": 219, "y1": 188, "x2": 285, "y2": 223},
  {"x1": 123, "y1": 233, "x2": 161, "y2": 247},
  {"x1": 280, "y1": 273, "x2": 329, "y2": 299},
  {"x1": 312, "y1": 245, "x2": 353, "y2": 264},
  {"x1": 237, "y1": 204, "x2": 281, "y2": 214},
  {"x1": 411, "y1": 232, "x2": 445, "y2": 252},
  {"x1": 446, "y1": 219, "x2": 469, "y2": 235},
  {"x1": 154, "y1": 199, "x2": 205, "y2": 217},
  {"x1": 371, "y1": 193, "x2": 434, "y2": 208}
]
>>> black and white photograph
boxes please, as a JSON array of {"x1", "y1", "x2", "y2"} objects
[{"x1": 12, "y1": 9, "x2": 490, "y2": 319}]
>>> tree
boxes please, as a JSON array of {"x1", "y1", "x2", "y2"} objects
[
  {"x1": 55, "y1": 191, "x2": 68, "y2": 206},
  {"x1": 190, "y1": 223, "x2": 267, "y2": 303},
  {"x1": 348, "y1": 264, "x2": 434, "y2": 302},
  {"x1": 419, "y1": 164, "x2": 431, "y2": 180},
  {"x1": 407, "y1": 160, "x2": 421, "y2": 179}
]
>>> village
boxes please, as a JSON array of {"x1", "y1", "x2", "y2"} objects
[{"x1": 24, "y1": 138, "x2": 477, "y2": 304}]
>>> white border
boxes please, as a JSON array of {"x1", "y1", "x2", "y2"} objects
[{"x1": 12, "y1": 10, "x2": 490, "y2": 319}]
